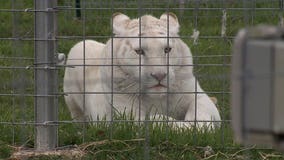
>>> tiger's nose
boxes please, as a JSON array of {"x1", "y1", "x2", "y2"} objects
[{"x1": 150, "y1": 72, "x2": 167, "y2": 81}]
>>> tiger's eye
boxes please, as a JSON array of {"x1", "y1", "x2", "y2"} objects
[
  {"x1": 164, "y1": 47, "x2": 172, "y2": 54},
  {"x1": 135, "y1": 49, "x2": 145, "y2": 55}
]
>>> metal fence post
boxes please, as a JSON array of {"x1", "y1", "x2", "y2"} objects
[
  {"x1": 34, "y1": 0, "x2": 58, "y2": 151},
  {"x1": 75, "y1": 0, "x2": 81, "y2": 19}
]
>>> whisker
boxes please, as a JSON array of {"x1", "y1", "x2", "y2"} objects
[{"x1": 119, "y1": 80, "x2": 138, "y2": 92}]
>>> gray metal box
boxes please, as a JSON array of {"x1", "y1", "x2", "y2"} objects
[{"x1": 232, "y1": 25, "x2": 284, "y2": 150}]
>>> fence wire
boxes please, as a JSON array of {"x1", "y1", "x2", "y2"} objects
[{"x1": 0, "y1": 0, "x2": 283, "y2": 159}]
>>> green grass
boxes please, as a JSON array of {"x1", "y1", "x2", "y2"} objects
[{"x1": 1, "y1": 0, "x2": 284, "y2": 159}]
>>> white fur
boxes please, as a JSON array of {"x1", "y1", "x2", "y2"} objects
[{"x1": 63, "y1": 13, "x2": 221, "y2": 129}]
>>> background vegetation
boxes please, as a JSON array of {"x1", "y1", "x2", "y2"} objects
[{"x1": 0, "y1": 0, "x2": 284, "y2": 159}]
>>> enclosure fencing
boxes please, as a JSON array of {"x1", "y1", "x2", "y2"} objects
[{"x1": 0, "y1": 0, "x2": 284, "y2": 159}]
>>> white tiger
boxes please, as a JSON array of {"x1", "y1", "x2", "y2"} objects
[{"x1": 63, "y1": 13, "x2": 221, "y2": 129}]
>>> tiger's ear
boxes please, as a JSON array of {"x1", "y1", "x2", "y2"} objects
[
  {"x1": 112, "y1": 12, "x2": 130, "y2": 35},
  {"x1": 160, "y1": 12, "x2": 180, "y2": 34}
]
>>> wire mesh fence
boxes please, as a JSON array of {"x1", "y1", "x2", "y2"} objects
[{"x1": 0, "y1": 0, "x2": 284, "y2": 159}]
